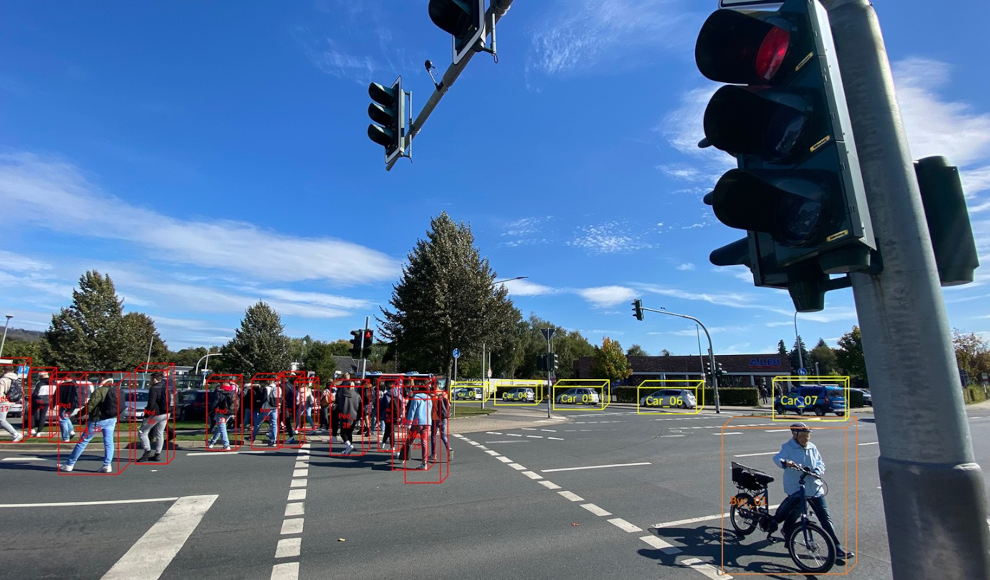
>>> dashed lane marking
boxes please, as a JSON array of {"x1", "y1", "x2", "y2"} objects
[
  {"x1": 639, "y1": 535, "x2": 682, "y2": 555},
  {"x1": 558, "y1": 491, "x2": 584, "y2": 502},
  {"x1": 542, "y1": 462, "x2": 651, "y2": 473},
  {"x1": 580, "y1": 503, "x2": 612, "y2": 517},
  {"x1": 681, "y1": 557, "x2": 733, "y2": 579},
  {"x1": 608, "y1": 517, "x2": 643, "y2": 533}
]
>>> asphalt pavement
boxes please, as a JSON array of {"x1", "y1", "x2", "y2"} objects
[{"x1": 2, "y1": 403, "x2": 990, "y2": 579}]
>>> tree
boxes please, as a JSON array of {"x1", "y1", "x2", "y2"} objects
[
  {"x1": 789, "y1": 337, "x2": 810, "y2": 372},
  {"x1": 118, "y1": 312, "x2": 169, "y2": 368},
  {"x1": 809, "y1": 338, "x2": 838, "y2": 375},
  {"x1": 217, "y1": 302, "x2": 291, "y2": 377},
  {"x1": 378, "y1": 212, "x2": 518, "y2": 375},
  {"x1": 303, "y1": 340, "x2": 338, "y2": 381},
  {"x1": 660, "y1": 349, "x2": 673, "y2": 356},
  {"x1": 591, "y1": 337, "x2": 632, "y2": 382},
  {"x1": 170, "y1": 347, "x2": 208, "y2": 368},
  {"x1": 777, "y1": 340, "x2": 788, "y2": 361},
  {"x1": 835, "y1": 326, "x2": 867, "y2": 380},
  {"x1": 1, "y1": 339, "x2": 42, "y2": 363},
  {"x1": 626, "y1": 344, "x2": 649, "y2": 357},
  {"x1": 40, "y1": 270, "x2": 129, "y2": 371},
  {"x1": 953, "y1": 329, "x2": 990, "y2": 386}
]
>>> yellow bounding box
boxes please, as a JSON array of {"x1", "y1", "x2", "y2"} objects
[
  {"x1": 551, "y1": 379, "x2": 610, "y2": 411},
  {"x1": 450, "y1": 380, "x2": 488, "y2": 403},
  {"x1": 771, "y1": 376, "x2": 851, "y2": 423},
  {"x1": 492, "y1": 379, "x2": 544, "y2": 407},
  {"x1": 636, "y1": 380, "x2": 704, "y2": 415}
]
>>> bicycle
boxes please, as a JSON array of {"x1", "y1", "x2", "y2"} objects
[{"x1": 729, "y1": 461, "x2": 836, "y2": 574}]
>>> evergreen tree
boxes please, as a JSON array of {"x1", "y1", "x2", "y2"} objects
[
  {"x1": 777, "y1": 340, "x2": 788, "y2": 361},
  {"x1": 378, "y1": 212, "x2": 518, "y2": 375},
  {"x1": 835, "y1": 326, "x2": 867, "y2": 379},
  {"x1": 789, "y1": 337, "x2": 810, "y2": 372},
  {"x1": 218, "y1": 302, "x2": 290, "y2": 377},
  {"x1": 809, "y1": 338, "x2": 838, "y2": 375},
  {"x1": 660, "y1": 349, "x2": 673, "y2": 356},
  {"x1": 119, "y1": 312, "x2": 169, "y2": 368},
  {"x1": 40, "y1": 270, "x2": 129, "y2": 370},
  {"x1": 626, "y1": 344, "x2": 649, "y2": 357},
  {"x1": 591, "y1": 337, "x2": 632, "y2": 382}
]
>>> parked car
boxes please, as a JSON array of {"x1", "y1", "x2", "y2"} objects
[
  {"x1": 119, "y1": 389, "x2": 149, "y2": 422},
  {"x1": 639, "y1": 388, "x2": 697, "y2": 409},
  {"x1": 775, "y1": 385, "x2": 846, "y2": 416},
  {"x1": 555, "y1": 387, "x2": 601, "y2": 405},
  {"x1": 179, "y1": 390, "x2": 210, "y2": 422},
  {"x1": 453, "y1": 387, "x2": 483, "y2": 401},
  {"x1": 502, "y1": 387, "x2": 536, "y2": 402},
  {"x1": 849, "y1": 387, "x2": 872, "y2": 407}
]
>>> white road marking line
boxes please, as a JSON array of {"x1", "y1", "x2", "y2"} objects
[
  {"x1": 733, "y1": 452, "x2": 777, "y2": 458},
  {"x1": 477, "y1": 446, "x2": 489, "y2": 450},
  {"x1": 101, "y1": 495, "x2": 218, "y2": 580},
  {"x1": 185, "y1": 451, "x2": 267, "y2": 456},
  {"x1": 542, "y1": 462, "x2": 651, "y2": 473},
  {"x1": 639, "y1": 535, "x2": 682, "y2": 554},
  {"x1": 485, "y1": 440, "x2": 531, "y2": 444},
  {"x1": 608, "y1": 518, "x2": 643, "y2": 533},
  {"x1": 275, "y1": 537, "x2": 301, "y2": 559},
  {"x1": 521, "y1": 428, "x2": 537, "y2": 431},
  {"x1": 540, "y1": 429, "x2": 557, "y2": 432},
  {"x1": 289, "y1": 479, "x2": 307, "y2": 488},
  {"x1": 547, "y1": 437, "x2": 565, "y2": 441},
  {"x1": 522, "y1": 471, "x2": 544, "y2": 480},
  {"x1": 538, "y1": 480, "x2": 562, "y2": 490},
  {"x1": 660, "y1": 435, "x2": 686, "y2": 438},
  {"x1": 580, "y1": 503, "x2": 612, "y2": 517},
  {"x1": 270, "y1": 562, "x2": 299, "y2": 580},
  {"x1": 508, "y1": 463, "x2": 526, "y2": 470},
  {"x1": 468, "y1": 442, "x2": 481, "y2": 446},
  {"x1": 496, "y1": 456, "x2": 512, "y2": 463},
  {"x1": 681, "y1": 557, "x2": 733, "y2": 579},
  {"x1": 1, "y1": 497, "x2": 178, "y2": 509},
  {"x1": 485, "y1": 432, "x2": 503, "y2": 435},
  {"x1": 292, "y1": 469, "x2": 308, "y2": 478},
  {"x1": 525, "y1": 435, "x2": 542, "y2": 438},
  {"x1": 766, "y1": 429, "x2": 790, "y2": 433},
  {"x1": 284, "y1": 503, "x2": 304, "y2": 517},
  {"x1": 287, "y1": 489, "x2": 306, "y2": 501},
  {"x1": 653, "y1": 506, "x2": 779, "y2": 529},
  {"x1": 558, "y1": 491, "x2": 584, "y2": 502},
  {"x1": 858, "y1": 441, "x2": 879, "y2": 446},
  {"x1": 281, "y1": 518, "x2": 304, "y2": 535},
  {"x1": 1, "y1": 456, "x2": 46, "y2": 462},
  {"x1": 714, "y1": 432, "x2": 743, "y2": 436},
  {"x1": 506, "y1": 433, "x2": 523, "y2": 437},
  {"x1": 485, "y1": 450, "x2": 500, "y2": 456}
]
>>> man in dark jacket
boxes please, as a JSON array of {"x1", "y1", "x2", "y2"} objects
[
  {"x1": 59, "y1": 376, "x2": 119, "y2": 473},
  {"x1": 57, "y1": 374, "x2": 81, "y2": 442},
  {"x1": 137, "y1": 373, "x2": 170, "y2": 462},
  {"x1": 283, "y1": 378, "x2": 298, "y2": 445},
  {"x1": 336, "y1": 386, "x2": 362, "y2": 455}
]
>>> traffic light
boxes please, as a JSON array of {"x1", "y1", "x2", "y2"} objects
[
  {"x1": 362, "y1": 330, "x2": 374, "y2": 359},
  {"x1": 697, "y1": 0, "x2": 876, "y2": 313},
  {"x1": 632, "y1": 299, "x2": 644, "y2": 321},
  {"x1": 367, "y1": 76, "x2": 406, "y2": 165},
  {"x1": 537, "y1": 354, "x2": 548, "y2": 372},
  {"x1": 428, "y1": 0, "x2": 486, "y2": 65},
  {"x1": 705, "y1": 361, "x2": 712, "y2": 377},
  {"x1": 349, "y1": 330, "x2": 362, "y2": 359},
  {"x1": 716, "y1": 362, "x2": 725, "y2": 377},
  {"x1": 548, "y1": 353, "x2": 558, "y2": 374}
]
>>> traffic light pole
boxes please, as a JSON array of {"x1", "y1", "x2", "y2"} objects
[
  {"x1": 360, "y1": 316, "x2": 369, "y2": 380},
  {"x1": 390, "y1": 0, "x2": 516, "y2": 171},
  {"x1": 824, "y1": 1, "x2": 990, "y2": 577},
  {"x1": 641, "y1": 307, "x2": 720, "y2": 414}
]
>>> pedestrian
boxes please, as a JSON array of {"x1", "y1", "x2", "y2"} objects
[
  {"x1": 318, "y1": 382, "x2": 332, "y2": 431},
  {"x1": 380, "y1": 384, "x2": 396, "y2": 451},
  {"x1": 298, "y1": 383, "x2": 315, "y2": 432},
  {"x1": 772, "y1": 423, "x2": 854, "y2": 562},
  {"x1": 30, "y1": 371, "x2": 54, "y2": 437},
  {"x1": 207, "y1": 381, "x2": 237, "y2": 450},
  {"x1": 137, "y1": 372, "x2": 170, "y2": 462},
  {"x1": 251, "y1": 381, "x2": 281, "y2": 446},
  {"x1": 282, "y1": 377, "x2": 298, "y2": 445},
  {"x1": 58, "y1": 376, "x2": 119, "y2": 473},
  {"x1": 336, "y1": 383, "x2": 362, "y2": 455},
  {"x1": 400, "y1": 386, "x2": 432, "y2": 470},
  {"x1": 759, "y1": 384, "x2": 768, "y2": 405},
  {"x1": 56, "y1": 374, "x2": 81, "y2": 442},
  {"x1": 0, "y1": 369, "x2": 24, "y2": 442},
  {"x1": 430, "y1": 388, "x2": 452, "y2": 463}
]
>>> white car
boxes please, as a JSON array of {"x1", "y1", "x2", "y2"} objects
[
  {"x1": 555, "y1": 388, "x2": 601, "y2": 405},
  {"x1": 502, "y1": 388, "x2": 536, "y2": 402},
  {"x1": 453, "y1": 387, "x2": 483, "y2": 401},
  {"x1": 119, "y1": 389, "x2": 149, "y2": 421},
  {"x1": 640, "y1": 389, "x2": 697, "y2": 409}
]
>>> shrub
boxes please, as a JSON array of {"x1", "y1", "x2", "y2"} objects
[
  {"x1": 703, "y1": 388, "x2": 759, "y2": 407},
  {"x1": 848, "y1": 389, "x2": 866, "y2": 408}
]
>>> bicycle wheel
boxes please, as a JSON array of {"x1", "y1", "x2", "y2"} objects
[
  {"x1": 729, "y1": 493, "x2": 758, "y2": 536},
  {"x1": 787, "y1": 521, "x2": 836, "y2": 574}
]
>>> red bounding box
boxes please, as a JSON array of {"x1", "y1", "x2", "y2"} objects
[
  {"x1": 329, "y1": 379, "x2": 370, "y2": 457},
  {"x1": 0, "y1": 358, "x2": 31, "y2": 444},
  {"x1": 56, "y1": 371, "x2": 132, "y2": 476},
  {"x1": 291, "y1": 376, "x2": 320, "y2": 437},
  {"x1": 131, "y1": 366, "x2": 177, "y2": 466},
  {"x1": 248, "y1": 373, "x2": 283, "y2": 450},
  {"x1": 204, "y1": 374, "x2": 244, "y2": 452},
  {"x1": 403, "y1": 392, "x2": 449, "y2": 485},
  {"x1": 25, "y1": 366, "x2": 58, "y2": 439},
  {"x1": 376, "y1": 377, "x2": 404, "y2": 453}
]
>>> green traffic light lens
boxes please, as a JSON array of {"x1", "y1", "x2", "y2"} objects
[{"x1": 777, "y1": 194, "x2": 823, "y2": 246}]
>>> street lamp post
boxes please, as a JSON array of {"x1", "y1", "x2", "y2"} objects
[
  {"x1": 0, "y1": 315, "x2": 12, "y2": 358},
  {"x1": 794, "y1": 312, "x2": 805, "y2": 381}
]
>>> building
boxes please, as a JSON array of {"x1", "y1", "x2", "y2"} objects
[{"x1": 574, "y1": 354, "x2": 789, "y2": 388}]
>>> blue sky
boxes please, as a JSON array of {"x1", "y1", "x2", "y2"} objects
[{"x1": 1, "y1": 0, "x2": 988, "y2": 360}]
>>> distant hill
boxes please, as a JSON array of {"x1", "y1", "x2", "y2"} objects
[{"x1": 6, "y1": 328, "x2": 43, "y2": 342}]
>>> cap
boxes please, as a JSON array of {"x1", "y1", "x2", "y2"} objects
[{"x1": 790, "y1": 422, "x2": 811, "y2": 433}]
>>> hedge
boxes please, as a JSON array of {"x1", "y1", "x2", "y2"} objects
[
  {"x1": 848, "y1": 389, "x2": 866, "y2": 408},
  {"x1": 965, "y1": 386, "x2": 989, "y2": 404}
]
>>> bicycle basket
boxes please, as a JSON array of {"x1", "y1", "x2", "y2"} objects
[{"x1": 731, "y1": 462, "x2": 774, "y2": 490}]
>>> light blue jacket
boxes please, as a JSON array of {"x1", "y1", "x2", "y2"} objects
[
  {"x1": 772, "y1": 438, "x2": 826, "y2": 497},
  {"x1": 405, "y1": 392, "x2": 432, "y2": 426}
]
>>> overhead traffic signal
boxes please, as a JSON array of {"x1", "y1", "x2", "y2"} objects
[
  {"x1": 697, "y1": 0, "x2": 876, "y2": 312},
  {"x1": 367, "y1": 76, "x2": 407, "y2": 165},
  {"x1": 428, "y1": 0, "x2": 486, "y2": 65},
  {"x1": 362, "y1": 330, "x2": 374, "y2": 359},
  {"x1": 632, "y1": 299, "x2": 644, "y2": 321},
  {"x1": 537, "y1": 354, "x2": 548, "y2": 372},
  {"x1": 349, "y1": 330, "x2": 362, "y2": 359},
  {"x1": 716, "y1": 362, "x2": 725, "y2": 377}
]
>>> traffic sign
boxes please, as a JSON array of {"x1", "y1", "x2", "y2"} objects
[
  {"x1": 17, "y1": 365, "x2": 29, "y2": 375},
  {"x1": 798, "y1": 368, "x2": 808, "y2": 376},
  {"x1": 453, "y1": 348, "x2": 460, "y2": 359},
  {"x1": 487, "y1": 368, "x2": 492, "y2": 378}
]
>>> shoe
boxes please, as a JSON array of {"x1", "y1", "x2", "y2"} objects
[
  {"x1": 267, "y1": 441, "x2": 275, "y2": 447},
  {"x1": 151, "y1": 453, "x2": 161, "y2": 462},
  {"x1": 836, "y1": 549, "x2": 854, "y2": 559},
  {"x1": 70, "y1": 431, "x2": 77, "y2": 439},
  {"x1": 449, "y1": 450, "x2": 453, "y2": 462},
  {"x1": 58, "y1": 463, "x2": 73, "y2": 472},
  {"x1": 222, "y1": 445, "x2": 231, "y2": 451},
  {"x1": 207, "y1": 443, "x2": 215, "y2": 449},
  {"x1": 30, "y1": 429, "x2": 38, "y2": 437},
  {"x1": 417, "y1": 462, "x2": 428, "y2": 470},
  {"x1": 287, "y1": 438, "x2": 297, "y2": 445},
  {"x1": 430, "y1": 456, "x2": 438, "y2": 462},
  {"x1": 100, "y1": 465, "x2": 112, "y2": 473},
  {"x1": 12, "y1": 432, "x2": 23, "y2": 443},
  {"x1": 137, "y1": 451, "x2": 153, "y2": 463},
  {"x1": 382, "y1": 444, "x2": 391, "y2": 451},
  {"x1": 61, "y1": 438, "x2": 71, "y2": 443}
]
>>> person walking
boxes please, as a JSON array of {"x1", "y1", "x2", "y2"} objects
[
  {"x1": 55, "y1": 374, "x2": 81, "y2": 442},
  {"x1": 318, "y1": 382, "x2": 332, "y2": 432},
  {"x1": 0, "y1": 370, "x2": 24, "y2": 442},
  {"x1": 30, "y1": 371, "x2": 54, "y2": 437},
  {"x1": 430, "y1": 388, "x2": 452, "y2": 463},
  {"x1": 400, "y1": 387, "x2": 432, "y2": 470},
  {"x1": 772, "y1": 423, "x2": 854, "y2": 563},
  {"x1": 207, "y1": 382, "x2": 237, "y2": 450},
  {"x1": 283, "y1": 378, "x2": 298, "y2": 445},
  {"x1": 251, "y1": 381, "x2": 281, "y2": 446},
  {"x1": 336, "y1": 384, "x2": 362, "y2": 455},
  {"x1": 137, "y1": 372, "x2": 170, "y2": 462},
  {"x1": 58, "y1": 377, "x2": 119, "y2": 473}
]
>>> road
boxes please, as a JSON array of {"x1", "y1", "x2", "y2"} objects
[{"x1": 2, "y1": 403, "x2": 990, "y2": 579}]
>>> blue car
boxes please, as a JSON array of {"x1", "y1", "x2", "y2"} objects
[{"x1": 775, "y1": 385, "x2": 847, "y2": 417}]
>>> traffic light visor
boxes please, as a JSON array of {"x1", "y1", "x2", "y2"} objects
[
  {"x1": 711, "y1": 170, "x2": 824, "y2": 246},
  {"x1": 367, "y1": 124, "x2": 394, "y2": 148},
  {"x1": 368, "y1": 103, "x2": 395, "y2": 127},
  {"x1": 368, "y1": 82, "x2": 396, "y2": 107},
  {"x1": 704, "y1": 86, "x2": 809, "y2": 163},
  {"x1": 696, "y1": 9, "x2": 792, "y2": 85},
  {"x1": 429, "y1": 0, "x2": 477, "y2": 38}
]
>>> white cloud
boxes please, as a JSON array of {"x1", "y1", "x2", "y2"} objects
[
  {"x1": 568, "y1": 222, "x2": 651, "y2": 254},
  {"x1": 0, "y1": 250, "x2": 52, "y2": 273},
  {"x1": 577, "y1": 285, "x2": 637, "y2": 308},
  {"x1": 0, "y1": 152, "x2": 400, "y2": 285},
  {"x1": 526, "y1": 0, "x2": 696, "y2": 77},
  {"x1": 503, "y1": 279, "x2": 556, "y2": 297},
  {"x1": 676, "y1": 263, "x2": 695, "y2": 271}
]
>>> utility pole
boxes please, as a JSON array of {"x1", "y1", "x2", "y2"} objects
[{"x1": 825, "y1": 0, "x2": 990, "y2": 577}]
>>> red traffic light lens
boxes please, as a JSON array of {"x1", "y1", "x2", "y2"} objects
[
  {"x1": 364, "y1": 331, "x2": 373, "y2": 340},
  {"x1": 756, "y1": 27, "x2": 790, "y2": 82}
]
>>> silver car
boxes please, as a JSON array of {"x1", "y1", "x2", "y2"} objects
[
  {"x1": 640, "y1": 389, "x2": 697, "y2": 409},
  {"x1": 119, "y1": 389, "x2": 149, "y2": 421}
]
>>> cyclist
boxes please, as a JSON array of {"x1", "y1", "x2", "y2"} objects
[{"x1": 772, "y1": 423, "x2": 854, "y2": 562}]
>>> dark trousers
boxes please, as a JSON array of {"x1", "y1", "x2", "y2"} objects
[
  {"x1": 32, "y1": 404, "x2": 48, "y2": 433},
  {"x1": 331, "y1": 409, "x2": 339, "y2": 437},
  {"x1": 284, "y1": 411, "x2": 296, "y2": 438},
  {"x1": 382, "y1": 420, "x2": 393, "y2": 446},
  {"x1": 320, "y1": 406, "x2": 329, "y2": 429},
  {"x1": 340, "y1": 425, "x2": 354, "y2": 444},
  {"x1": 776, "y1": 493, "x2": 843, "y2": 550}
]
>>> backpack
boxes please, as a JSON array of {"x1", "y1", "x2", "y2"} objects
[
  {"x1": 5, "y1": 378, "x2": 23, "y2": 404},
  {"x1": 252, "y1": 384, "x2": 267, "y2": 408},
  {"x1": 436, "y1": 395, "x2": 450, "y2": 420},
  {"x1": 266, "y1": 386, "x2": 280, "y2": 408},
  {"x1": 100, "y1": 386, "x2": 119, "y2": 418}
]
